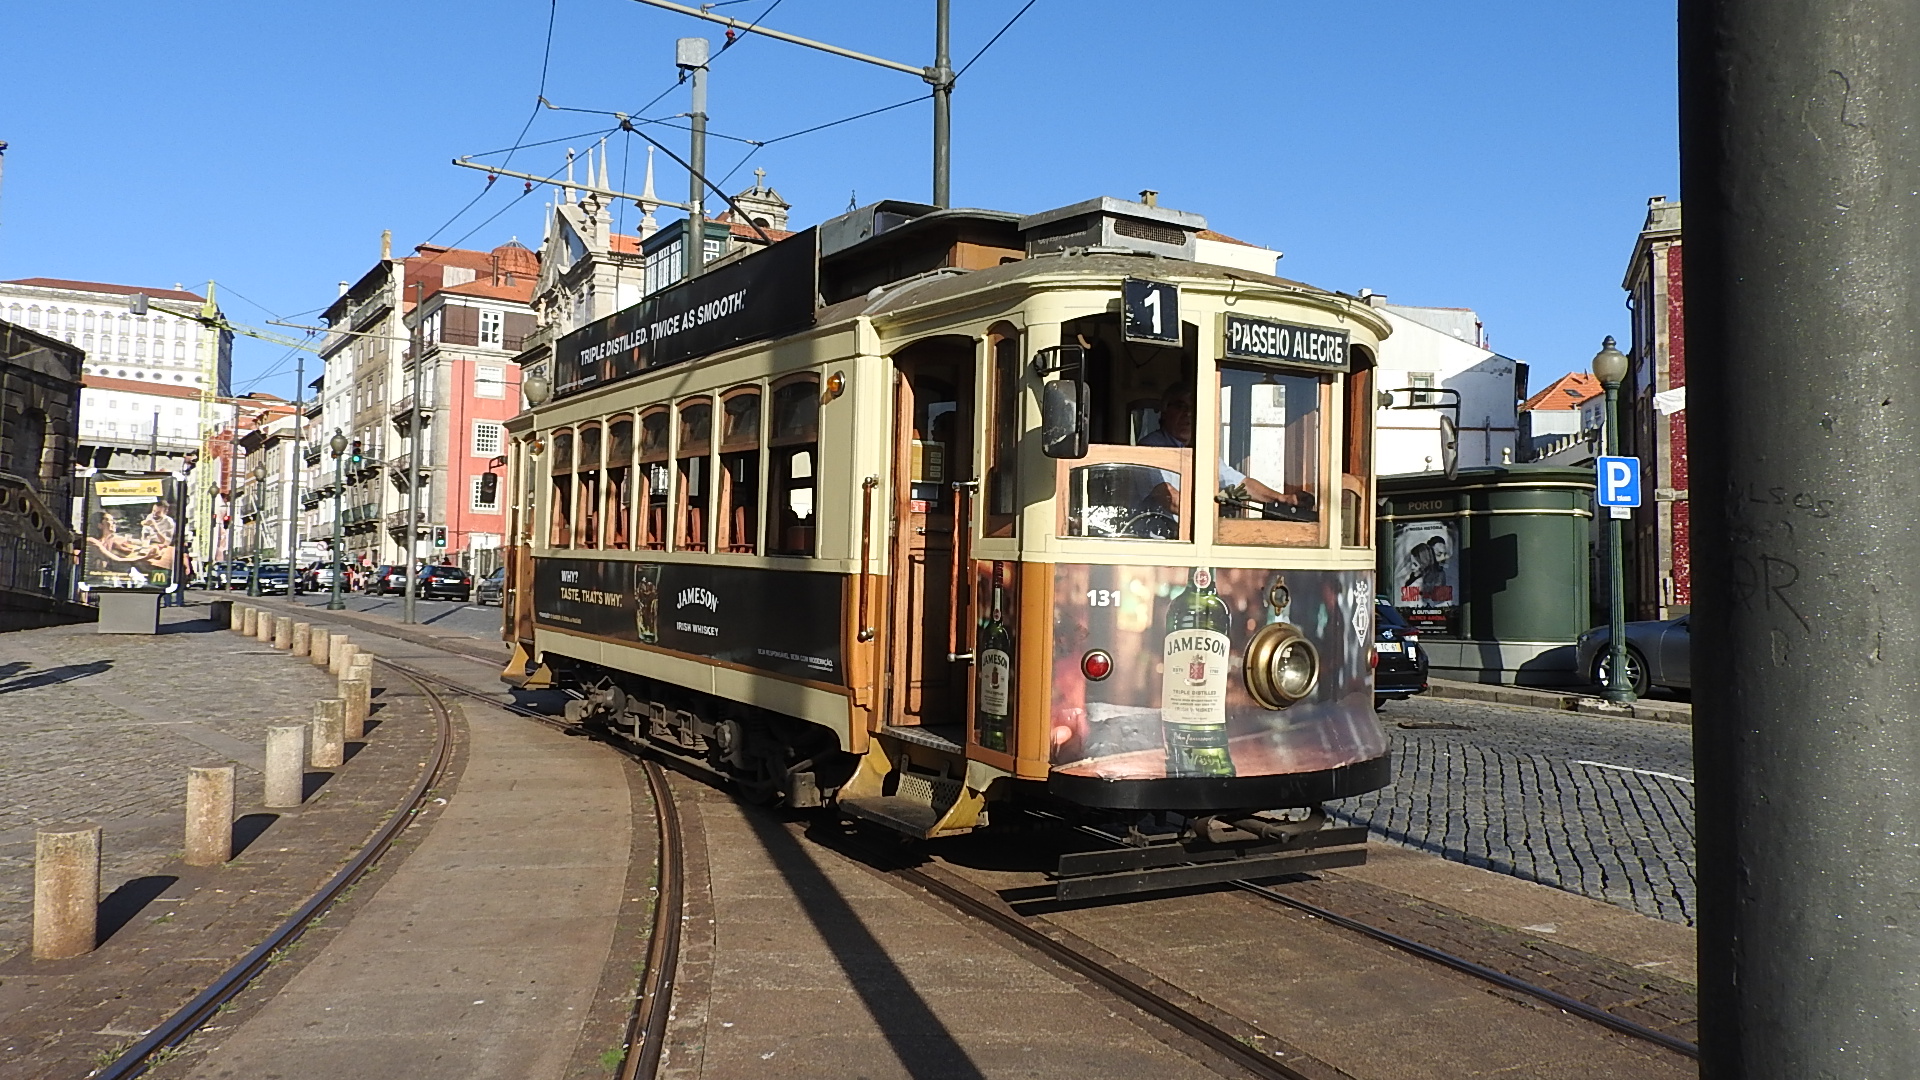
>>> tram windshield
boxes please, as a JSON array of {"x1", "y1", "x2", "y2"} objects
[{"x1": 1057, "y1": 313, "x2": 1196, "y2": 541}]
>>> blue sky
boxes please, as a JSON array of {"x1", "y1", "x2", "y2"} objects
[{"x1": 0, "y1": 0, "x2": 1677, "y2": 398}]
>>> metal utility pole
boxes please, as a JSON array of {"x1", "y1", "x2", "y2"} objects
[
  {"x1": 404, "y1": 304, "x2": 425, "y2": 626},
  {"x1": 289, "y1": 355, "x2": 303, "y2": 582},
  {"x1": 678, "y1": 37, "x2": 709, "y2": 282},
  {"x1": 328, "y1": 430, "x2": 347, "y2": 610},
  {"x1": 223, "y1": 406, "x2": 240, "y2": 585},
  {"x1": 631, "y1": 0, "x2": 956, "y2": 207},
  {"x1": 1682, "y1": 1, "x2": 1920, "y2": 1076}
]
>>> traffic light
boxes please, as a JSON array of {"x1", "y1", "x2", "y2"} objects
[
  {"x1": 349, "y1": 439, "x2": 364, "y2": 467},
  {"x1": 478, "y1": 472, "x2": 499, "y2": 503},
  {"x1": 433, "y1": 526, "x2": 448, "y2": 548}
]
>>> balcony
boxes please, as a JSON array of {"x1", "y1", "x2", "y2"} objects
[
  {"x1": 348, "y1": 283, "x2": 394, "y2": 331},
  {"x1": 384, "y1": 509, "x2": 428, "y2": 538},
  {"x1": 387, "y1": 455, "x2": 430, "y2": 489},
  {"x1": 303, "y1": 444, "x2": 323, "y2": 467},
  {"x1": 390, "y1": 390, "x2": 436, "y2": 434}
]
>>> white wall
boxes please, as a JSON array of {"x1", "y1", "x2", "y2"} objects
[{"x1": 1373, "y1": 306, "x2": 1519, "y2": 475}]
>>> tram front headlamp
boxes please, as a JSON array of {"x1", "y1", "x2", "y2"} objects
[{"x1": 1244, "y1": 622, "x2": 1319, "y2": 710}]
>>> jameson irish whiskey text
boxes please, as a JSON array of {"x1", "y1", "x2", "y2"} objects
[{"x1": 1161, "y1": 566, "x2": 1235, "y2": 777}]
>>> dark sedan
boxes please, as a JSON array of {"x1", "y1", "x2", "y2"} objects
[
  {"x1": 418, "y1": 565, "x2": 473, "y2": 602},
  {"x1": 1374, "y1": 601, "x2": 1430, "y2": 708},
  {"x1": 1575, "y1": 614, "x2": 1691, "y2": 697},
  {"x1": 364, "y1": 565, "x2": 409, "y2": 595},
  {"x1": 249, "y1": 563, "x2": 292, "y2": 596},
  {"x1": 474, "y1": 566, "x2": 505, "y2": 605}
]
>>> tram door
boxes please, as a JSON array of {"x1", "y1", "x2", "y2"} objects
[{"x1": 887, "y1": 341, "x2": 975, "y2": 731}]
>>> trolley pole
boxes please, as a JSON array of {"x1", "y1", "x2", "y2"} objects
[
  {"x1": 679, "y1": 37, "x2": 709, "y2": 283},
  {"x1": 1683, "y1": 1, "x2": 1920, "y2": 1075}
]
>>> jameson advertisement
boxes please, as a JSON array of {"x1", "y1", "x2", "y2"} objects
[
  {"x1": 972, "y1": 560, "x2": 1019, "y2": 754},
  {"x1": 1391, "y1": 519, "x2": 1459, "y2": 634},
  {"x1": 83, "y1": 474, "x2": 182, "y2": 590},
  {"x1": 553, "y1": 228, "x2": 818, "y2": 398},
  {"x1": 533, "y1": 557, "x2": 844, "y2": 683},
  {"x1": 1049, "y1": 564, "x2": 1385, "y2": 782}
]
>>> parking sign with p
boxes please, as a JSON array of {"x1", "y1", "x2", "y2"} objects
[{"x1": 1597, "y1": 455, "x2": 1641, "y2": 516}]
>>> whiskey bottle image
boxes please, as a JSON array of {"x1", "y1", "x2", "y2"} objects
[
  {"x1": 634, "y1": 564, "x2": 662, "y2": 644},
  {"x1": 976, "y1": 563, "x2": 1014, "y2": 752},
  {"x1": 1160, "y1": 566, "x2": 1236, "y2": 777}
]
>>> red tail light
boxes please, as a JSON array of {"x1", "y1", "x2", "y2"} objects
[{"x1": 1081, "y1": 650, "x2": 1113, "y2": 681}]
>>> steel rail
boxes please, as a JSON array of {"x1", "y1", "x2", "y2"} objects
[
  {"x1": 97, "y1": 660, "x2": 455, "y2": 1080},
  {"x1": 1236, "y1": 880, "x2": 1701, "y2": 1059}
]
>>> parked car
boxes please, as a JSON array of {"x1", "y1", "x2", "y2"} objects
[
  {"x1": 304, "y1": 563, "x2": 343, "y2": 592},
  {"x1": 364, "y1": 565, "x2": 409, "y2": 595},
  {"x1": 250, "y1": 563, "x2": 292, "y2": 596},
  {"x1": 418, "y1": 564, "x2": 473, "y2": 602},
  {"x1": 474, "y1": 566, "x2": 506, "y2": 605},
  {"x1": 1373, "y1": 601, "x2": 1430, "y2": 708},
  {"x1": 1575, "y1": 614, "x2": 1691, "y2": 697}
]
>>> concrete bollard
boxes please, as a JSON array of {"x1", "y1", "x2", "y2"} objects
[
  {"x1": 263, "y1": 724, "x2": 307, "y2": 808},
  {"x1": 32, "y1": 824, "x2": 100, "y2": 960},
  {"x1": 185, "y1": 765, "x2": 235, "y2": 866},
  {"x1": 291, "y1": 622, "x2": 312, "y2": 657},
  {"x1": 330, "y1": 641, "x2": 358, "y2": 677},
  {"x1": 241, "y1": 606, "x2": 258, "y2": 637},
  {"x1": 311, "y1": 700, "x2": 345, "y2": 769},
  {"x1": 255, "y1": 612, "x2": 273, "y2": 643},
  {"x1": 229, "y1": 602, "x2": 246, "y2": 632},
  {"x1": 310, "y1": 627, "x2": 332, "y2": 666},
  {"x1": 340, "y1": 677, "x2": 371, "y2": 740},
  {"x1": 272, "y1": 616, "x2": 292, "y2": 649}
]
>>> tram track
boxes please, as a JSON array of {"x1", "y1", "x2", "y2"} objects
[
  {"x1": 93, "y1": 659, "x2": 455, "y2": 1080},
  {"x1": 376, "y1": 647, "x2": 1693, "y2": 1078}
]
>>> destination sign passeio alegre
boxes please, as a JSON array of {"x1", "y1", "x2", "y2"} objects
[{"x1": 1224, "y1": 314, "x2": 1350, "y2": 370}]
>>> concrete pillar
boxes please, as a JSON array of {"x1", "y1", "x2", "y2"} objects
[
  {"x1": 229, "y1": 602, "x2": 246, "y2": 631},
  {"x1": 255, "y1": 612, "x2": 273, "y2": 643},
  {"x1": 271, "y1": 616, "x2": 292, "y2": 650},
  {"x1": 340, "y1": 677, "x2": 371, "y2": 740},
  {"x1": 32, "y1": 824, "x2": 100, "y2": 960},
  {"x1": 330, "y1": 641, "x2": 358, "y2": 677},
  {"x1": 310, "y1": 627, "x2": 332, "y2": 666},
  {"x1": 241, "y1": 606, "x2": 258, "y2": 636},
  {"x1": 263, "y1": 723, "x2": 306, "y2": 808},
  {"x1": 184, "y1": 765, "x2": 235, "y2": 866},
  {"x1": 291, "y1": 622, "x2": 312, "y2": 657},
  {"x1": 311, "y1": 700, "x2": 345, "y2": 769}
]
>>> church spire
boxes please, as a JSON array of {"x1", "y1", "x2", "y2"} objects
[{"x1": 638, "y1": 146, "x2": 659, "y2": 240}]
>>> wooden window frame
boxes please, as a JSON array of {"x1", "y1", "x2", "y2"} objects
[
  {"x1": 606, "y1": 413, "x2": 636, "y2": 550},
  {"x1": 674, "y1": 396, "x2": 714, "y2": 553},
  {"x1": 638, "y1": 406, "x2": 670, "y2": 551},
  {"x1": 1213, "y1": 366, "x2": 1333, "y2": 548},
  {"x1": 1341, "y1": 348, "x2": 1375, "y2": 548},
  {"x1": 717, "y1": 385, "x2": 763, "y2": 555},
  {"x1": 575, "y1": 420, "x2": 605, "y2": 549},
  {"x1": 767, "y1": 373, "x2": 820, "y2": 557},
  {"x1": 548, "y1": 427, "x2": 574, "y2": 548},
  {"x1": 983, "y1": 325, "x2": 1021, "y2": 538}
]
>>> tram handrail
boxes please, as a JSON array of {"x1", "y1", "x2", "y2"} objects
[
  {"x1": 857, "y1": 476, "x2": 877, "y2": 642},
  {"x1": 947, "y1": 479, "x2": 977, "y2": 664}
]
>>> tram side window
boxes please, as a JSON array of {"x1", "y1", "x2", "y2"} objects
[
  {"x1": 676, "y1": 398, "x2": 713, "y2": 553},
  {"x1": 768, "y1": 375, "x2": 819, "y2": 557},
  {"x1": 607, "y1": 415, "x2": 635, "y2": 550},
  {"x1": 549, "y1": 428, "x2": 574, "y2": 547},
  {"x1": 576, "y1": 421, "x2": 603, "y2": 549},
  {"x1": 984, "y1": 329, "x2": 1019, "y2": 537},
  {"x1": 718, "y1": 388, "x2": 761, "y2": 554},
  {"x1": 1215, "y1": 364, "x2": 1325, "y2": 546},
  {"x1": 638, "y1": 407, "x2": 670, "y2": 550},
  {"x1": 1342, "y1": 349, "x2": 1375, "y2": 547}
]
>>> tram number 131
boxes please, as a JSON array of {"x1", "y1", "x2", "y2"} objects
[{"x1": 1086, "y1": 589, "x2": 1121, "y2": 607}]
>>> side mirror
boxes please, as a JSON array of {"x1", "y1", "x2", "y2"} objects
[{"x1": 1041, "y1": 380, "x2": 1089, "y2": 459}]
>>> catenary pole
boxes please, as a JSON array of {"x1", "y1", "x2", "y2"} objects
[
  {"x1": 404, "y1": 286, "x2": 424, "y2": 625},
  {"x1": 931, "y1": 0, "x2": 951, "y2": 208},
  {"x1": 680, "y1": 37, "x2": 709, "y2": 283},
  {"x1": 289, "y1": 355, "x2": 303, "y2": 583},
  {"x1": 1682, "y1": 1, "x2": 1920, "y2": 1076}
]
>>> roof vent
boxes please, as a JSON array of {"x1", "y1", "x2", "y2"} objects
[{"x1": 1018, "y1": 196, "x2": 1205, "y2": 260}]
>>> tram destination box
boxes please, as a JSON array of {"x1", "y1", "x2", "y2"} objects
[
  {"x1": 1223, "y1": 314, "x2": 1350, "y2": 371},
  {"x1": 554, "y1": 227, "x2": 819, "y2": 398}
]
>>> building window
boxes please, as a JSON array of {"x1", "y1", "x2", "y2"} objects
[
  {"x1": 474, "y1": 365, "x2": 505, "y2": 398},
  {"x1": 7, "y1": 304, "x2": 20, "y2": 323},
  {"x1": 1409, "y1": 371, "x2": 1435, "y2": 405},
  {"x1": 27, "y1": 306, "x2": 40, "y2": 327},
  {"x1": 479, "y1": 310, "x2": 503, "y2": 347},
  {"x1": 65, "y1": 309, "x2": 78, "y2": 330},
  {"x1": 174, "y1": 342, "x2": 185, "y2": 361},
  {"x1": 470, "y1": 475, "x2": 501, "y2": 513},
  {"x1": 472, "y1": 420, "x2": 504, "y2": 458}
]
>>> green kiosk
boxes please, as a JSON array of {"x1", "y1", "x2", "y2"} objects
[{"x1": 1378, "y1": 466, "x2": 1595, "y2": 687}]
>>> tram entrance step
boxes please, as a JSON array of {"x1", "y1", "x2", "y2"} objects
[
  {"x1": 841, "y1": 796, "x2": 943, "y2": 837},
  {"x1": 879, "y1": 724, "x2": 966, "y2": 752}
]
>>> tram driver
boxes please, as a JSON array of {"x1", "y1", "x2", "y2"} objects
[{"x1": 1140, "y1": 382, "x2": 1312, "y2": 515}]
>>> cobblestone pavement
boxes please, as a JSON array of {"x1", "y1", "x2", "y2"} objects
[
  {"x1": 0, "y1": 603, "x2": 342, "y2": 961},
  {"x1": 263, "y1": 587, "x2": 504, "y2": 641},
  {"x1": 1332, "y1": 695, "x2": 1696, "y2": 925}
]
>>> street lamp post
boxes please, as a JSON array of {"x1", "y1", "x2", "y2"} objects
[
  {"x1": 328, "y1": 430, "x2": 348, "y2": 610},
  {"x1": 247, "y1": 461, "x2": 267, "y2": 597},
  {"x1": 1590, "y1": 336, "x2": 1634, "y2": 704}
]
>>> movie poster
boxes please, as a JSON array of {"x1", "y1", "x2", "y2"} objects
[
  {"x1": 1048, "y1": 565, "x2": 1385, "y2": 781},
  {"x1": 1390, "y1": 519, "x2": 1459, "y2": 633},
  {"x1": 83, "y1": 474, "x2": 182, "y2": 590}
]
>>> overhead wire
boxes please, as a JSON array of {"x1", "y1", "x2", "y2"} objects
[
  {"x1": 956, "y1": 0, "x2": 1040, "y2": 80},
  {"x1": 422, "y1": 0, "x2": 559, "y2": 246}
]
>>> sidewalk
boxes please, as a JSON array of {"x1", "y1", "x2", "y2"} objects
[{"x1": 1427, "y1": 677, "x2": 1692, "y2": 724}]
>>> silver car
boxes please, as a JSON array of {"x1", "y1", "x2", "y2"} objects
[{"x1": 1575, "y1": 615, "x2": 1691, "y2": 696}]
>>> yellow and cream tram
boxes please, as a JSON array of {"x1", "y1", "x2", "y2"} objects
[{"x1": 502, "y1": 195, "x2": 1391, "y2": 885}]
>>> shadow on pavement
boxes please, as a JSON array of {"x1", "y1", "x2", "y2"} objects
[
  {"x1": 233, "y1": 813, "x2": 279, "y2": 857},
  {"x1": 302, "y1": 771, "x2": 334, "y2": 801},
  {"x1": 0, "y1": 660, "x2": 113, "y2": 695},
  {"x1": 97, "y1": 875, "x2": 178, "y2": 946}
]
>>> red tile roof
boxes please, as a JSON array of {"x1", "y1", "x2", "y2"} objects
[
  {"x1": 1521, "y1": 371, "x2": 1603, "y2": 411},
  {"x1": 1195, "y1": 229, "x2": 1256, "y2": 247},
  {"x1": 82, "y1": 375, "x2": 212, "y2": 400},
  {"x1": 6, "y1": 278, "x2": 205, "y2": 302}
]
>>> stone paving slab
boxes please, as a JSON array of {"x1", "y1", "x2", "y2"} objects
[
  {"x1": 0, "y1": 604, "x2": 350, "y2": 963},
  {"x1": 1428, "y1": 677, "x2": 1692, "y2": 725}
]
